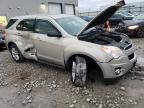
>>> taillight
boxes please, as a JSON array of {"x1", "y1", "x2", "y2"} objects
[{"x1": 2, "y1": 31, "x2": 7, "y2": 38}]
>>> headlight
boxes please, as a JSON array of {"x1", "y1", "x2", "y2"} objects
[
  {"x1": 128, "y1": 25, "x2": 139, "y2": 30},
  {"x1": 102, "y1": 46, "x2": 124, "y2": 59}
]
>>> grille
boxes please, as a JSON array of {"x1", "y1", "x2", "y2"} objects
[
  {"x1": 125, "y1": 44, "x2": 132, "y2": 50},
  {"x1": 128, "y1": 53, "x2": 134, "y2": 60}
]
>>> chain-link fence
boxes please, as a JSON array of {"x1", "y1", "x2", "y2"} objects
[
  {"x1": 79, "y1": 11, "x2": 100, "y2": 17},
  {"x1": 79, "y1": 6, "x2": 144, "y2": 17},
  {"x1": 120, "y1": 6, "x2": 144, "y2": 15}
]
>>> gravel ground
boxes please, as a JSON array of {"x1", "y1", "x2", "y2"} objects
[
  {"x1": 0, "y1": 38, "x2": 144, "y2": 108},
  {"x1": 132, "y1": 38, "x2": 144, "y2": 58}
]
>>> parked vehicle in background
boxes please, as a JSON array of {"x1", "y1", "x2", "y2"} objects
[
  {"x1": 117, "y1": 14, "x2": 144, "y2": 38},
  {"x1": 81, "y1": 12, "x2": 134, "y2": 29},
  {"x1": 109, "y1": 12, "x2": 134, "y2": 28},
  {"x1": 80, "y1": 16, "x2": 94, "y2": 22},
  {"x1": 0, "y1": 30, "x2": 5, "y2": 48},
  {"x1": 5, "y1": 0, "x2": 137, "y2": 87},
  {"x1": 0, "y1": 16, "x2": 7, "y2": 49}
]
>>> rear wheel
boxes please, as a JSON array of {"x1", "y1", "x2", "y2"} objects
[
  {"x1": 9, "y1": 44, "x2": 24, "y2": 62},
  {"x1": 137, "y1": 27, "x2": 144, "y2": 38},
  {"x1": 71, "y1": 56, "x2": 87, "y2": 87}
]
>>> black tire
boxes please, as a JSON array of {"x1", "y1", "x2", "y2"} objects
[
  {"x1": 71, "y1": 56, "x2": 87, "y2": 87},
  {"x1": 137, "y1": 27, "x2": 144, "y2": 38},
  {"x1": 9, "y1": 44, "x2": 24, "y2": 62}
]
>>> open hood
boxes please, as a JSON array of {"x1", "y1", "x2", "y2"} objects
[{"x1": 77, "y1": 0, "x2": 125, "y2": 36}]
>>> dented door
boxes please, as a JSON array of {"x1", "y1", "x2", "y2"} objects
[{"x1": 16, "y1": 19, "x2": 37, "y2": 60}]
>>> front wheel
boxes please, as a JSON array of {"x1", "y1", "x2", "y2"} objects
[
  {"x1": 9, "y1": 44, "x2": 24, "y2": 62},
  {"x1": 71, "y1": 56, "x2": 87, "y2": 87}
]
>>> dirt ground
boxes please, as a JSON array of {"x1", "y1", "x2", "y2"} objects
[{"x1": 0, "y1": 38, "x2": 144, "y2": 108}]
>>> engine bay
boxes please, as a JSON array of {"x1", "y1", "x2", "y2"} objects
[{"x1": 78, "y1": 27, "x2": 132, "y2": 50}]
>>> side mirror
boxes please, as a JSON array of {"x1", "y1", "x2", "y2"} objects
[
  {"x1": 47, "y1": 31, "x2": 62, "y2": 38},
  {"x1": 16, "y1": 25, "x2": 21, "y2": 30}
]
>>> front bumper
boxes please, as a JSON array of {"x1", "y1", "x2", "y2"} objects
[{"x1": 98, "y1": 51, "x2": 137, "y2": 79}]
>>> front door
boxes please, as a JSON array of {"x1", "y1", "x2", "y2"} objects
[{"x1": 33, "y1": 19, "x2": 64, "y2": 65}]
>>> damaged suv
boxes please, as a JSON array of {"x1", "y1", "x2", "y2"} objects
[{"x1": 5, "y1": 1, "x2": 137, "y2": 86}]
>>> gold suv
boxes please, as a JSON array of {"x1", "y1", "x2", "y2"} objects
[{"x1": 5, "y1": 1, "x2": 137, "y2": 86}]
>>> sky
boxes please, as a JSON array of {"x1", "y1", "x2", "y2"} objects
[{"x1": 78, "y1": 0, "x2": 143, "y2": 12}]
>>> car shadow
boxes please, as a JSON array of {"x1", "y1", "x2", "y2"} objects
[
  {"x1": 11, "y1": 58, "x2": 134, "y2": 87},
  {"x1": 0, "y1": 48, "x2": 7, "y2": 52}
]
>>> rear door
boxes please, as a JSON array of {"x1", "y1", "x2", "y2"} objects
[{"x1": 15, "y1": 19, "x2": 36, "y2": 53}]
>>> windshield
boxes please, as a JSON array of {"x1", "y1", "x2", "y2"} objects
[
  {"x1": 134, "y1": 14, "x2": 144, "y2": 20},
  {"x1": 56, "y1": 16, "x2": 88, "y2": 36}
]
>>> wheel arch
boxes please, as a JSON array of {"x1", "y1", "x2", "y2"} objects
[
  {"x1": 65, "y1": 54, "x2": 103, "y2": 74},
  {"x1": 8, "y1": 41, "x2": 17, "y2": 50}
]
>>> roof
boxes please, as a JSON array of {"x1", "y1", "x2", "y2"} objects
[{"x1": 11, "y1": 14, "x2": 74, "y2": 20}]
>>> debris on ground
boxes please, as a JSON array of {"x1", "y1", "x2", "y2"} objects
[{"x1": 0, "y1": 38, "x2": 144, "y2": 107}]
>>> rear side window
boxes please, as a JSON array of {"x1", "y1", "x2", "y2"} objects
[
  {"x1": 6, "y1": 19, "x2": 18, "y2": 29},
  {"x1": 16, "y1": 19, "x2": 35, "y2": 31}
]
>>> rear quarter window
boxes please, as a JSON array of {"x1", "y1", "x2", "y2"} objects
[
  {"x1": 6, "y1": 19, "x2": 18, "y2": 29},
  {"x1": 16, "y1": 19, "x2": 35, "y2": 31}
]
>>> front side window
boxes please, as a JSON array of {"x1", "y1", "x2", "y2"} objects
[
  {"x1": 35, "y1": 20, "x2": 59, "y2": 34},
  {"x1": 16, "y1": 19, "x2": 35, "y2": 31}
]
